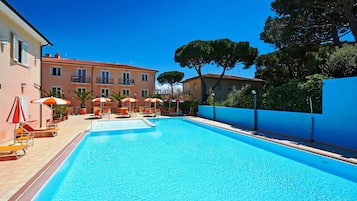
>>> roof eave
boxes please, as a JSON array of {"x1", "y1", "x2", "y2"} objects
[{"x1": 0, "y1": 0, "x2": 52, "y2": 46}]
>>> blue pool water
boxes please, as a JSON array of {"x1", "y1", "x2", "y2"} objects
[{"x1": 35, "y1": 118, "x2": 357, "y2": 201}]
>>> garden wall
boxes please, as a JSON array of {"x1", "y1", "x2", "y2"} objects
[{"x1": 198, "y1": 76, "x2": 357, "y2": 150}]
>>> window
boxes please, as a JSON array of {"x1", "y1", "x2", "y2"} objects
[
  {"x1": 122, "y1": 89, "x2": 130, "y2": 96},
  {"x1": 101, "y1": 88, "x2": 110, "y2": 97},
  {"x1": 141, "y1": 73, "x2": 148, "y2": 81},
  {"x1": 77, "y1": 69, "x2": 87, "y2": 82},
  {"x1": 122, "y1": 72, "x2": 130, "y2": 85},
  {"x1": 101, "y1": 70, "x2": 110, "y2": 83},
  {"x1": 77, "y1": 87, "x2": 86, "y2": 94},
  {"x1": 50, "y1": 87, "x2": 62, "y2": 97},
  {"x1": 141, "y1": 89, "x2": 148, "y2": 98},
  {"x1": 51, "y1": 66, "x2": 62, "y2": 76},
  {"x1": 12, "y1": 33, "x2": 28, "y2": 66}
]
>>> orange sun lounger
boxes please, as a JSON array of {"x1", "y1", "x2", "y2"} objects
[
  {"x1": 0, "y1": 144, "x2": 27, "y2": 159},
  {"x1": 21, "y1": 124, "x2": 59, "y2": 137}
]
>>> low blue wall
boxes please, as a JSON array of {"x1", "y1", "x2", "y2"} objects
[{"x1": 198, "y1": 76, "x2": 357, "y2": 150}]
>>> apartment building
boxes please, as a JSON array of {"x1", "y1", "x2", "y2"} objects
[
  {"x1": 41, "y1": 53, "x2": 157, "y2": 112},
  {"x1": 0, "y1": 0, "x2": 52, "y2": 143}
]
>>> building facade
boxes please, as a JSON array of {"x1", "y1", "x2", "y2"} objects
[
  {"x1": 41, "y1": 53, "x2": 157, "y2": 112},
  {"x1": 182, "y1": 74, "x2": 265, "y2": 103},
  {"x1": 0, "y1": 0, "x2": 52, "y2": 143}
]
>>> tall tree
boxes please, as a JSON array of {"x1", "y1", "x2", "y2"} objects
[
  {"x1": 157, "y1": 71, "x2": 184, "y2": 97},
  {"x1": 211, "y1": 39, "x2": 258, "y2": 90},
  {"x1": 261, "y1": 0, "x2": 354, "y2": 48},
  {"x1": 174, "y1": 40, "x2": 213, "y2": 103},
  {"x1": 175, "y1": 39, "x2": 258, "y2": 103}
]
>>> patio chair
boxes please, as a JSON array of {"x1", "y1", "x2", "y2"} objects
[
  {"x1": 15, "y1": 127, "x2": 34, "y2": 146},
  {"x1": 21, "y1": 123, "x2": 59, "y2": 137},
  {"x1": 0, "y1": 144, "x2": 27, "y2": 159}
]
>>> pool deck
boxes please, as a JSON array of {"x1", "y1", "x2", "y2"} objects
[{"x1": 1, "y1": 114, "x2": 356, "y2": 200}]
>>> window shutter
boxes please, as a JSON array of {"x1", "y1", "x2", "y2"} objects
[
  {"x1": 22, "y1": 41, "x2": 29, "y2": 66},
  {"x1": 12, "y1": 34, "x2": 19, "y2": 62}
]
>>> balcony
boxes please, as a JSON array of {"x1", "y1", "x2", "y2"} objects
[
  {"x1": 96, "y1": 77, "x2": 114, "y2": 85},
  {"x1": 71, "y1": 76, "x2": 91, "y2": 84},
  {"x1": 118, "y1": 79, "x2": 135, "y2": 86}
]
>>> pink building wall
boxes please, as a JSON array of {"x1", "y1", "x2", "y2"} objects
[
  {"x1": 41, "y1": 54, "x2": 157, "y2": 112},
  {"x1": 0, "y1": 1, "x2": 51, "y2": 144}
]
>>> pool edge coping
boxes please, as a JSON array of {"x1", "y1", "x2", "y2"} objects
[
  {"x1": 185, "y1": 116, "x2": 357, "y2": 165},
  {"x1": 9, "y1": 129, "x2": 89, "y2": 201}
]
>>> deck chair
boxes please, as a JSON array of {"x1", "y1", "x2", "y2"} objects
[
  {"x1": 0, "y1": 144, "x2": 27, "y2": 159},
  {"x1": 21, "y1": 123, "x2": 59, "y2": 137},
  {"x1": 15, "y1": 127, "x2": 34, "y2": 146}
]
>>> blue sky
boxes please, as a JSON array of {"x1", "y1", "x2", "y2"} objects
[{"x1": 8, "y1": 0, "x2": 275, "y2": 82}]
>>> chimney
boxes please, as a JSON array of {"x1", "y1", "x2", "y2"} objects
[
  {"x1": 45, "y1": 53, "x2": 51, "y2": 57},
  {"x1": 54, "y1": 52, "x2": 60, "y2": 58}
]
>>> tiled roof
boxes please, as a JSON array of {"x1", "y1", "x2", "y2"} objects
[
  {"x1": 182, "y1": 73, "x2": 264, "y2": 83},
  {"x1": 42, "y1": 57, "x2": 158, "y2": 72}
]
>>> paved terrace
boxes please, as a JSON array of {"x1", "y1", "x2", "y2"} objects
[{"x1": 1, "y1": 114, "x2": 356, "y2": 200}]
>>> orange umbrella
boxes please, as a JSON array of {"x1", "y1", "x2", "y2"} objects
[
  {"x1": 121, "y1": 97, "x2": 138, "y2": 109},
  {"x1": 31, "y1": 96, "x2": 71, "y2": 105},
  {"x1": 121, "y1": 97, "x2": 138, "y2": 103},
  {"x1": 144, "y1": 98, "x2": 163, "y2": 115},
  {"x1": 92, "y1": 97, "x2": 111, "y2": 113},
  {"x1": 31, "y1": 96, "x2": 71, "y2": 122},
  {"x1": 91, "y1": 97, "x2": 111, "y2": 103}
]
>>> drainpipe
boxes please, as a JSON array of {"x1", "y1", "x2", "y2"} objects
[{"x1": 39, "y1": 43, "x2": 51, "y2": 127}]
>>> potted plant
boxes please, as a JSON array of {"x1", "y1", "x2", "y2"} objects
[
  {"x1": 73, "y1": 90, "x2": 92, "y2": 114},
  {"x1": 111, "y1": 92, "x2": 127, "y2": 113}
]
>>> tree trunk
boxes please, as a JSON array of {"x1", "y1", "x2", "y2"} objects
[
  {"x1": 341, "y1": 0, "x2": 357, "y2": 42},
  {"x1": 331, "y1": 25, "x2": 342, "y2": 47}
]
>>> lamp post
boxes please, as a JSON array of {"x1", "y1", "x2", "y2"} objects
[
  {"x1": 306, "y1": 97, "x2": 313, "y2": 142},
  {"x1": 212, "y1": 92, "x2": 216, "y2": 121},
  {"x1": 251, "y1": 90, "x2": 257, "y2": 131}
]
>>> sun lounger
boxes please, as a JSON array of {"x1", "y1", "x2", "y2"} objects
[
  {"x1": 0, "y1": 144, "x2": 27, "y2": 159},
  {"x1": 21, "y1": 124, "x2": 59, "y2": 137},
  {"x1": 117, "y1": 107, "x2": 130, "y2": 118},
  {"x1": 143, "y1": 108, "x2": 156, "y2": 117}
]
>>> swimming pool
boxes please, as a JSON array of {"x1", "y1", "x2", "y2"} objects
[{"x1": 35, "y1": 118, "x2": 357, "y2": 200}]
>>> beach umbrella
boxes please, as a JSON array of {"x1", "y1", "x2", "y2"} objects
[
  {"x1": 6, "y1": 96, "x2": 27, "y2": 143},
  {"x1": 92, "y1": 97, "x2": 111, "y2": 113},
  {"x1": 31, "y1": 96, "x2": 71, "y2": 122},
  {"x1": 31, "y1": 96, "x2": 71, "y2": 105},
  {"x1": 144, "y1": 98, "x2": 163, "y2": 115},
  {"x1": 91, "y1": 97, "x2": 111, "y2": 103},
  {"x1": 121, "y1": 97, "x2": 138, "y2": 109}
]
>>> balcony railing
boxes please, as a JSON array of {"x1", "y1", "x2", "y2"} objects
[
  {"x1": 96, "y1": 78, "x2": 114, "y2": 85},
  {"x1": 118, "y1": 79, "x2": 135, "y2": 86},
  {"x1": 71, "y1": 76, "x2": 91, "y2": 83}
]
